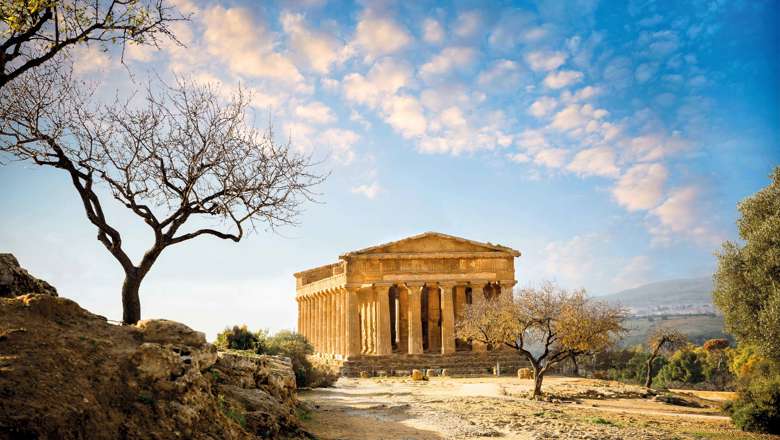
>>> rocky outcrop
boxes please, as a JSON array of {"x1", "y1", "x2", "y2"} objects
[
  {"x1": 212, "y1": 352, "x2": 309, "y2": 438},
  {"x1": 0, "y1": 254, "x2": 57, "y2": 297},
  {"x1": 0, "y1": 293, "x2": 308, "y2": 439}
]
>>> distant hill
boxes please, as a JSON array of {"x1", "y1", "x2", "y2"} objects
[
  {"x1": 601, "y1": 277, "x2": 715, "y2": 316},
  {"x1": 599, "y1": 277, "x2": 732, "y2": 347}
]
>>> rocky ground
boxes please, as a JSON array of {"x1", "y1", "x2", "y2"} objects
[
  {"x1": 0, "y1": 255, "x2": 309, "y2": 439},
  {"x1": 300, "y1": 376, "x2": 776, "y2": 440}
]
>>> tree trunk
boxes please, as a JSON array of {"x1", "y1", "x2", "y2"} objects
[
  {"x1": 122, "y1": 271, "x2": 143, "y2": 325},
  {"x1": 533, "y1": 370, "x2": 544, "y2": 398},
  {"x1": 644, "y1": 355, "x2": 655, "y2": 388},
  {"x1": 571, "y1": 354, "x2": 580, "y2": 377}
]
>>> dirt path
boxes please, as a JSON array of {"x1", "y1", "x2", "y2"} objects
[{"x1": 299, "y1": 377, "x2": 769, "y2": 440}]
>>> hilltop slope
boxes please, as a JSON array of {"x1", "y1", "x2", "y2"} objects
[{"x1": 601, "y1": 277, "x2": 714, "y2": 316}]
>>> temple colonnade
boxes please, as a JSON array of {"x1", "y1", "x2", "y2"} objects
[{"x1": 296, "y1": 280, "x2": 515, "y2": 358}]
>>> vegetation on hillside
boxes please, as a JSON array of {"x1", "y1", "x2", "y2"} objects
[{"x1": 215, "y1": 326, "x2": 337, "y2": 389}]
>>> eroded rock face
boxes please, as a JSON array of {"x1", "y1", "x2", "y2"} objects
[
  {"x1": 0, "y1": 293, "x2": 308, "y2": 439},
  {"x1": 0, "y1": 254, "x2": 57, "y2": 298},
  {"x1": 211, "y1": 352, "x2": 307, "y2": 439}
]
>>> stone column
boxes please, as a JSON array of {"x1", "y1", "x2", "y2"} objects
[
  {"x1": 398, "y1": 287, "x2": 409, "y2": 354},
  {"x1": 440, "y1": 283, "x2": 456, "y2": 355},
  {"x1": 367, "y1": 289, "x2": 376, "y2": 354},
  {"x1": 336, "y1": 289, "x2": 344, "y2": 356},
  {"x1": 360, "y1": 294, "x2": 368, "y2": 354},
  {"x1": 330, "y1": 290, "x2": 339, "y2": 354},
  {"x1": 428, "y1": 286, "x2": 441, "y2": 353},
  {"x1": 313, "y1": 294, "x2": 321, "y2": 352},
  {"x1": 375, "y1": 284, "x2": 392, "y2": 355},
  {"x1": 406, "y1": 283, "x2": 424, "y2": 355},
  {"x1": 330, "y1": 292, "x2": 337, "y2": 354},
  {"x1": 345, "y1": 287, "x2": 360, "y2": 358},
  {"x1": 500, "y1": 280, "x2": 516, "y2": 298},
  {"x1": 323, "y1": 293, "x2": 330, "y2": 354},
  {"x1": 308, "y1": 297, "x2": 314, "y2": 344},
  {"x1": 332, "y1": 292, "x2": 338, "y2": 354}
]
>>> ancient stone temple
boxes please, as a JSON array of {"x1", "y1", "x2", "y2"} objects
[{"x1": 294, "y1": 232, "x2": 520, "y2": 366}]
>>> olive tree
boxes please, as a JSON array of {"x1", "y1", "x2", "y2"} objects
[
  {"x1": 713, "y1": 167, "x2": 780, "y2": 362},
  {"x1": 1, "y1": 0, "x2": 183, "y2": 88},
  {"x1": 0, "y1": 64, "x2": 324, "y2": 324},
  {"x1": 644, "y1": 327, "x2": 687, "y2": 388},
  {"x1": 456, "y1": 282, "x2": 626, "y2": 398}
]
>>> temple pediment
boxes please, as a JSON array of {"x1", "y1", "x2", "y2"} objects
[{"x1": 341, "y1": 232, "x2": 520, "y2": 257}]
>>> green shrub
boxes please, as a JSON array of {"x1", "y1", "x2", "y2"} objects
[
  {"x1": 727, "y1": 373, "x2": 780, "y2": 434},
  {"x1": 214, "y1": 325, "x2": 266, "y2": 351},
  {"x1": 263, "y1": 330, "x2": 337, "y2": 388},
  {"x1": 655, "y1": 349, "x2": 705, "y2": 387}
]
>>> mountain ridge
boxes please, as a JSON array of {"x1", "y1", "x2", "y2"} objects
[{"x1": 600, "y1": 276, "x2": 715, "y2": 316}]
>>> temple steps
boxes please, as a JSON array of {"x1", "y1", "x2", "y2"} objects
[{"x1": 339, "y1": 350, "x2": 531, "y2": 377}]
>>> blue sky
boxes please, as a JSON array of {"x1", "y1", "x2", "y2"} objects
[{"x1": 1, "y1": 0, "x2": 777, "y2": 339}]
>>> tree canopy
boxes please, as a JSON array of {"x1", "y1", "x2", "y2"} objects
[
  {"x1": 713, "y1": 166, "x2": 780, "y2": 361},
  {"x1": 1, "y1": 0, "x2": 183, "y2": 88},
  {"x1": 0, "y1": 63, "x2": 325, "y2": 324},
  {"x1": 455, "y1": 282, "x2": 626, "y2": 397}
]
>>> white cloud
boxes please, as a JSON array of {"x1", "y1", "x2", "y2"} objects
[
  {"x1": 625, "y1": 132, "x2": 688, "y2": 162},
  {"x1": 351, "y1": 182, "x2": 381, "y2": 199},
  {"x1": 651, "y1": 186, "x2": 699, "y2": 233},
  {"x1": 635, "y1": 62, "x2": 658, "y2": 83},
  {"x1": 320, "y1": 128, "x2": 359, "y2": 164},
  {"x1": 294, "y1": 101, "x2": 336, "y2": 124},
  {"x1": 352, "y1": 15, "x2": 412, "y2": 60},
  {"x1": 550, "y1": 104, "x2": 608, "y2": 132},
  {"x1": 649, "y1": 185, "x2": 723, "y2": 246},
  {"x1": 526, "y1": 51, "x2": 567, "y2": 72},
  {"x1": 438, "y1": 107, "x2": 467, "y2": 129},
  {"x1": 343, "y1": 58, "x2": 412, "y2": 107},
  {"x1": 477, "y1": 60, "x2": 521, "y2": 88},
  {"x1": 567, "y1": 147, "x2": 620, "y2": 178},
  {"x1": 281, "y1": 12, "x2": 344, "y2": 74},
  {"x1": 508, "y1": 152, "x2": 531, "y2": 163},
  {"x1": 422, "y1": 18, "x2": 444, "y2": 43},
  {"x1": 283, "y1": 121, "x2": 316, "y2": 153},
  {"x1": 420, "y1": 46, "x2": 477, "y2": 78},
  {"x1": 528, "y1": 96, "x2": 558, "y2": 118},
  {"x1": 381, "y1": 94, "x2": 427, "y2": 138},
  {"x1": 543, "y1": 70, "x2": 583, "y2": 89},
  {"x1": 534, "y1": 148, "x2": 568, "y2": 168},
  {"x1": 125, "y1": 42, "x2": 155, "y2": 62},
  {"x1": 560, "y1": 85, "x2": 601, "y2": 103},
  {"x1": 612, "y1": 163, "x2": 668, "y2": 211},
  {"x1": 515, "y1": 129, "x2": 549, "y2": 152},
  {"x1": 72, "y1": 45, "x2": 113, "y2": 75},
  {"x1": 202, "y1": 6, "x2": 302, "y2": 82},
  {"x1": 454, "y1": 11, "x2": 482, "y2": 38}
]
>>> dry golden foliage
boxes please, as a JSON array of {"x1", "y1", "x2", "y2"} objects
[{"x1": 455, "y1": 281, "x2": 627, "y2": 397}]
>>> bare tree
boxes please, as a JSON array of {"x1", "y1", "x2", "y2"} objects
[
  {"x1": 0, "y1": 63, "x2": 325, "y2": 324},
  {"x1": 456, "y1": 282, "x2": 626, "y2": 398},
  {"x1": 644, "y1": 327, "x2": 687, "y2": 388},
  {"x1": 0, "y1": 0, "x2": 183, "y2": 89}
]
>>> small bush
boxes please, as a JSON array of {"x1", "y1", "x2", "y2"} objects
[
  {"x1": 215, "y1": 325, "x2": 266, "y2": 351},
  {"x1": 727, "y1": 374, "x2": 780, "y2": 434},
  {"x1": 216, "y1": 325, "x2": 337, "y2": 388}
]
